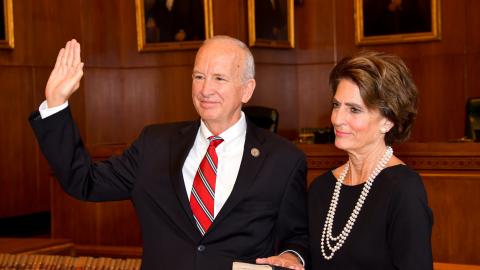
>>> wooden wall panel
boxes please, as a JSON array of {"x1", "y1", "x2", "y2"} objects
[
  {"x1": 297, "y1": 64, "x2": 334, "y2": 128},
  {"x1": 0, "y1": 0, "x2": 85, "y2": 219},
  {"x1": 466, "y1": 0, "x2": 480, "y2": 100},
  {"x1": 406, "y1": 55, "x2": 466, "y2": 142},
  {"x1": 80, "y1": 0, "x2": 125, "y2": 67},
  {"x1": 0, "y1": 67, "x2": 43, "y2": 217},
  {"x1": 30, "y1": 0, "x2": 83, "y2": 67},
  {"x1": 50, "y1": 180, "x2": 141, "y2": 245},
  {"x1": 249, "y1": 64, "x2": 298, "y2": 136},
  {"x1": 466, "y1": 0, "x2": 480, "y2": 54},
  {"x1": 212, "y1": 0, "x2": 246, "y2": 39},
  {"x1": 84, "y1": 67, "x2": 197, "y2": 144},
  {"x1": 423, "y1": 173, "x2": 480, "y2": 264},
  {"x1": 466, "y1": 54, "x2": 480, "y2": 98},
  {"x1": 294, "y1": 0, "x2": 335, "y2": 63}
]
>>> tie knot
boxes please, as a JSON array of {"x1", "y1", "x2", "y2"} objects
[{"x1": 208, "y1": 136, "x2": 223, "y2": 148}]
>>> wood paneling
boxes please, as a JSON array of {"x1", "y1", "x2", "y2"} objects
[
  {"x1": 249, "y1": 64, "x2": 298, "y2": 134},
  {"x1": 211, "y1": 1, "x2": 246, "y2": 39},
  {"x1": 407, "y1": 55, "x2": 466, "y2": 142},
  {"x1": 0, "y1": 67, "x2": 41, "y2": 217},
  {"x1": 0, "y1": 238, "x2": 73, "y2": 255},
  {"x1": 297, "y1": 64, "x2": 334, "y2": 128},
  {"x1": 84, "y1": 67, "x2": 197, "y2": 144},
  {"x1": 294, "y1": 0, "x2": 335, "y2": 63},
  {"x1": 424, "y1": 173, "x2": 480, "y2": 264},
  {"x1": 466, "y1": 0, "x2": 480, "y2": 54},
  {"x1": 50, "y1": 179, "x2": 141, "y2": 246},
  {"x1": 0, "y1": 0, "x2": 85, "y2": 219},
  {"x1": 466, "y1": 53, "x2": 480, "y2": 100},
  {"x1": 30, "y1": 0, "x2": 83, "y2": 67}
]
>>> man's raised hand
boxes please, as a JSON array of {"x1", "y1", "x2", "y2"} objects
[{"x1": 45, "y1": 39, "x2": 84, "y2": 108}]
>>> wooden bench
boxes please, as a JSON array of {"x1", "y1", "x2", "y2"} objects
[
  {"x1": 0, "y1": 238, "x2": 73, "y2": 255},
  {"x1": 435, "y1": 262, "x2": 480, "y2": 270}
]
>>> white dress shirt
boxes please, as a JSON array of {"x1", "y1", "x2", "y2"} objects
[
  {"x1": 182, "y1": 113, "x2": 246, "y2": 217},
  {"x1": 39, "y1": 100, "x2": 69, "y2": 119}
]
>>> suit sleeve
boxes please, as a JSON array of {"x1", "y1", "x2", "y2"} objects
[
  {"x1": 275, "y1": 153, "x2": 309, "y2": 263},
  {"x1": 29, "y1": 107, "x2": 144, "y2": 202}
]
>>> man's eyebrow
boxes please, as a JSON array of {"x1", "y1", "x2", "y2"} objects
[{"x1": 212, "y1": 72, "x2": 228, "y2": 77}]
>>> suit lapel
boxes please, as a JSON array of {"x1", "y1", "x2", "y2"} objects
[
  {"x1": 207, "y1": 122, "x2": 266, "y2": 234},
  {"x1": 169, "y1": 121, "x2": 202, "y2": 239}
]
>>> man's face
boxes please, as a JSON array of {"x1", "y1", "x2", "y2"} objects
[{"x1": 192, "y1": 41, "x2": 254, "y2": 133}]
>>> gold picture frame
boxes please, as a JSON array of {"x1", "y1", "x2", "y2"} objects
[
  {"x1": 0, "y1": 0, "x2": 14, "y2": 49},
  {"x1": 135, "y1": 0, "x2": 213, "y2": 52},
  {"x1": 354, "y1": 0, "x2": 441, "y2": 45},
  {"x1": 248, "y1": 0, "x2": 295, "y2": 48}
]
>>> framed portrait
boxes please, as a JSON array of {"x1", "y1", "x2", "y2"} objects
[
  {"x1": 135, "y1": 0, "x2": 213, "y2": 51},
  {"x1": 248, "y1": 0, "x2": 295, "y2": 48},
  {"x1": 0, "y1": 0, "x2": 14, "y2": 49},
  {"x1": 354, "y1": 0, "x2": 441, "y2": 45}
]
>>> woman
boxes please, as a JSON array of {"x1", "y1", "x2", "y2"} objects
[{"x1": 309, "y1": 51, "x2": 433, "y2": 270}]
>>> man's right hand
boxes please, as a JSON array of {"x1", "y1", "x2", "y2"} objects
[{"x1": 45, "y1": 39, "x2": 84, "y2": 108}]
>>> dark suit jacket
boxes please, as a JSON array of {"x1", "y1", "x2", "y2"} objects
[{"x1": 29, "y1": 107, "x2": 308, "y2": 270}]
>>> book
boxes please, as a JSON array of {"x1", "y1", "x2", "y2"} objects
[{"x1": 232, "y1": 261, "x2": 292, "y2": 270}]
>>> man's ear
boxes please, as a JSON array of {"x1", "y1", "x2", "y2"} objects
[{"x1": 241, "y1": 79, "x2": 256, "y2": 103}]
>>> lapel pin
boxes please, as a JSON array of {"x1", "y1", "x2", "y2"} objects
[{"x1": 251, "y1": 148, "x2": 260, "y2": 157}]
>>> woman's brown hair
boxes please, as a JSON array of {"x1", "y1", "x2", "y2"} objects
[{"x1": 329, "y1": 51, "x2": 418, "y2": 145}]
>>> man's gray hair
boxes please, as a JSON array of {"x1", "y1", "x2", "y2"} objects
[{"x1": 203, "y1": 35, "x2": 255, "y2": 83}]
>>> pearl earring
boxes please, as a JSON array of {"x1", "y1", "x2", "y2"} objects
[{"x1": 380, "y1": 127, "x2": 388, "y2": 134}]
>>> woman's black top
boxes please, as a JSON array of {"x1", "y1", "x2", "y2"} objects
[{"x1": 308, "y1": 165, "x2": 433, "y2": 270}]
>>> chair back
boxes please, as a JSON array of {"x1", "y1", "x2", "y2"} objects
[
  {"x1": 465, "y1": 97, "x2": 480, "y2": 141},
  {"x1": 243, "y1": 106, "x2": 279, "y2": 133}
]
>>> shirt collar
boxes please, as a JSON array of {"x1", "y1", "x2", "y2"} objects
[{"x1": 199, "y1": 112, "x2": 247, "y2": 145}]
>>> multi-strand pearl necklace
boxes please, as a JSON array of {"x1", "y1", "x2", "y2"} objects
[{"x1": 320, "y1": 146, "x2": 393, "y2": 260}]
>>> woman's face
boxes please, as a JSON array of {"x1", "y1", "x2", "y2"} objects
[{"x1": 331, "y1": 79, "x2": 391, "y2": 153}]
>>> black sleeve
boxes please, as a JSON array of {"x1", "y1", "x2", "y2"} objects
[
  {"x1": 275, "y1": 153, "x2": 309, "y2": 264},
  {"x1": 29, "y1": 107, "x2": 143, "y2": 202},
  {"x1": 388, "y1": 172, "x2": 434, "y2": 270}
]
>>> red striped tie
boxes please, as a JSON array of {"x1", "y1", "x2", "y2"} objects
[{"x1": 190, "y1": 136, "x2": 223, "y2": 235}]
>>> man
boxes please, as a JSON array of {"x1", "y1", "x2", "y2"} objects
[{"x1": 29, "y1": 36, "x2": 307, "y2": 270}]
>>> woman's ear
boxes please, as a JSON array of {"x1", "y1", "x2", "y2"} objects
[{"x1": 381, "y1": 119, "x2": 394, "y2": 134}]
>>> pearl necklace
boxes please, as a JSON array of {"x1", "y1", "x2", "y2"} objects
[{"x1": 320, "y1": 146, "x2": 393, "y2": 260}]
